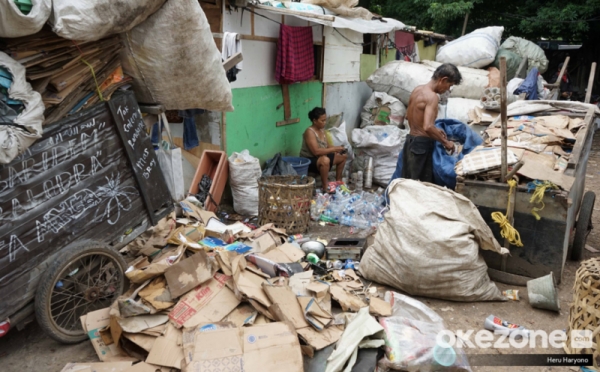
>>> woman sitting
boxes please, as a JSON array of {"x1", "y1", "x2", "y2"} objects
[{"x1": 300, "y1": 107, "x2": 348, "y2": 193}]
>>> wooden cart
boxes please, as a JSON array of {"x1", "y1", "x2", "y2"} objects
[
  {"x1": 457, "y1": 108, "x2": 598, "y2": 284},
  {"x1": 0, "y1": 92, "x2": 172, "y2": 343}
]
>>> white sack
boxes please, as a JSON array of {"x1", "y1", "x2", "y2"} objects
[
  {"x1": 326, "y1": 121, "x2": 354, "y2": 174},
  {"x1": 367, "y1": 60, "x2": 490, "y2": 105},
  {"x1": 0, "y1": 52, "x2": 44, "y2": 164},
  {"x1": 436, "y1": 26, "x2": 504, "y2": 68},
  {"x1": 351, "y1": 125, "x2": 408, "y2": 186},
  {"x1": 360, "y1": 92, "x2": 406, "y2": 128},
  {"x1": 121, "y1": 0, "x2": 233, "y2": 111},
  {"x1": 438, "y1": 98, "x2": 481, "y2": 124},
  {"x1": 50, "y1": 0, "x2": 166, "y2": 41},
  {"x1": 507, "y1": 78, "x2": 524, "y2": 95},
  {"x1": 229, "y1": 150, "x2": 261, "y2": 216},
  {"x1": 0, "y1": 0, "x2": 51, "y2": 38},
  {"x1": 359, "y1": 179, "x2": 507, "y2": 301},
  {"x1": 501, "y1": 36, "x2": 549, "y2": 74}
]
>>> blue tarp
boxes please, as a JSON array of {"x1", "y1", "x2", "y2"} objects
[
  {"x1": 389, "y1": 119, "x2": 483, "y2": 190},
  {"x1": 514, "y1": 67, "x2": 539, "y2": 100}
]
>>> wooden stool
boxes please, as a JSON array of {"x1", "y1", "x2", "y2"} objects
[{"x1": 565, "y1": 258, "x2": 600, "y2": 368}]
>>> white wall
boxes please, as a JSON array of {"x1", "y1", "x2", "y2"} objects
[
  {"x1": 323, "y1": 27, "x2": 362, "y2": 83},
  {"x1": 223, "y1": 7, "x2": 323, "y2": 89},
  {"x1": 325, "y1": 81, "x2": 373, "y2": 138}
]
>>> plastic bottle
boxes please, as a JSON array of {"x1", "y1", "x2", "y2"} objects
[
  {"x1": 319, "y1": 214, "x2": 339, "y2": 224},
  {"x1": 332, "y1": 260, "x2": 344, "y2": 270},
  {"x1": 483, "y1": 315, "x2": 530, "y2": 337},
  {"x1": 306, "y1": 253, "x2": 320, "y2": 264}
]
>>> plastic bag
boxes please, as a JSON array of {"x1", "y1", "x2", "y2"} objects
[
  {"x1": 326, "y1": 121, "x2": 353, "y2": 173},
  {"x1": 492, "y1": 48, "x2": 524, "y2": 81},
  {"x1": 367, "y1": 60, "x2": 490, "y2": 105},
  {"x1": 155, "y1": 114, "x2": 185, "y2": 201},
  {"x1": 0, "y1": 0, "x2": 51, "y2": 38},
  {"x1": 0, "y1": 52, "x2": 44, "y2": 164},
  {"x1": 378, "y1": 291, "x2": 472, "y2": 371},
  {"x1": 359, "y1": 178, "x2": 507, "y2": 302},
  {"x1": 120, "y1": 0, "x2": 233, "y2": 111},
  {"x1": 229, "y1": 150, "x2": 262, "y2": 216},
  {"x1": 436, "y1": 26, "x2": 504, "y2": 68},
  {"x1": 50, "y1": 0, "x2": 165, "y2": 41},
  {"x1": 352, "y1": 125, "x2": 408, "y2": 186},
  {"x1": 360, "y1": 92, "x2": 406, "y2": 128},
  {"x1": 437, "y1": 98, "x2": 481, "y2": 124},
  {"x1": 262, "y1": 153, "x2": 297, "y2": 176}
]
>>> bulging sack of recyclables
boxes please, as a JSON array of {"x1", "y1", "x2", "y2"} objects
[
  {"x1": 367, "y1": 60, "x2": 490, "y2": 105},
  {"x1": 50, "y1": 0, "x2": 166, "y2": 41},
  {"x1": 360, "y1": 179, "x2": 507, "y2": 301},
  {"x1": 0, "y1": 52, "x2": 44, "y2": 164},
  {"x1": 0, "y1": 0, "x2": 51, "y2": 38},
  {"x1": 121, "y1": 0, "x2": 233, "y2": 111},
  {"x1": 436, "y1": 26, "x2": 504, "y2": 69},
  {"x1": 229, "y1": 150, "x2": 261, "y2": 216}
]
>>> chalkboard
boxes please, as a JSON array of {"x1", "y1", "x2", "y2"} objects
[{"x1": 108, "y1": 92, "x2": 172, "y2": 225}]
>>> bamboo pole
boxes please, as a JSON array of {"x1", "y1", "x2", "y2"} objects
[{"x1": 500, "y1": 57, "x2": 508, "y2": 183}]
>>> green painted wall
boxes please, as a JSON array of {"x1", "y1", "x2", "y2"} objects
[{"x1": 226, "y1": 82, "x2": 323, "y2": 164}]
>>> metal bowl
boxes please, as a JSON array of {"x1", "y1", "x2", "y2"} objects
[{"x1": 301, "y1": 240, "x2": 326, "y2": 258}]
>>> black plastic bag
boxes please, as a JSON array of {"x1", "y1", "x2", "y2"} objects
[{"x1": 262, "y1": 152, "x2": 297, "y2": 176}]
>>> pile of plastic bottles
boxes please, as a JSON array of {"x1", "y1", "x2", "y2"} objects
[{"x1": 311, "y1": 186, "x2": 387, "y2": 229}]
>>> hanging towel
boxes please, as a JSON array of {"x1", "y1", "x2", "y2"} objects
[
  {"x1": 222, "y1": 32, "x2": 242, "y2": 82},
  {"x1": 276, "y1": 25, "x2": 314, "y2": 84}
]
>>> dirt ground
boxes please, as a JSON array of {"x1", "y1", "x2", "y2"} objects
[{"x1": 2, "y1": 133, "x2": 600, "y2": 372}]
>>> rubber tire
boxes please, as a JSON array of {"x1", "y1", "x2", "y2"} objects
[
  {"x1": 571, "y1": 191, "x2": 596, "y2": 261},
  {"x1": 34, "y1": 240, "x2": 127, "y2": 344}
]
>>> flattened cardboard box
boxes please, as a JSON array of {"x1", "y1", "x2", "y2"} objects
[
  {"x1": 169, "y1": 272, "x2": 231, "y2": 327},
  {"x1": 164, "y1": 251, "x2": 215, "y2": 298},
  {"x1": 80, "y1": 308, "x2": 133, "y2": 362}
]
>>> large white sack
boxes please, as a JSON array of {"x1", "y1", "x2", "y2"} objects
[
  {"x1": 229, "y1": 150, "x2": 262, "y2": 216},
  {"x1": 501, "y1": 36, "x2": 549, "y2": 74},
  {"x1": 436, "y1": 26, "x2": 504, "y2": 68},
  {"x1": 0, "y1": 52, "x2": 44, "y2": 164},
  {"x1": 326, "y1": 121, "x2": 354, "y2": 174},
  {"x1": 438, "y1": 98, "x2": 481, "y2": 124},
  {"x1": 0, "y1": 0, "x2": 51, "y2": 38},
  {"x1": 50, "y1": 0, "x2": 166, "y2": 41},
  {"x1": 121, "y1": 0, "x2": 233, "y2": 111},
  {"x1": 367, "y1": 60, "x2": 489, "y2": 105},
  {"x1": 351, "y1": 125, "x2": 408, "y2": 186},
  {"x1": 360, "y1": 92, "x2": 406, "y2": 128},
  {"x1": 360, "y1": 179, "x2": 507, "y2": 301}
]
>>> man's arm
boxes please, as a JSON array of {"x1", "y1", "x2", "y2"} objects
[{"x1": 422, "y1": 95, "x2": 453, "y2": 150}]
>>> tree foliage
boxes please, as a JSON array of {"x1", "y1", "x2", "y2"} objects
[{"x1": 360, "y1": 0, "x2": 600, "y2": 41}]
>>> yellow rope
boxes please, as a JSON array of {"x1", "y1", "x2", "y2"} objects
[
  {"x1": 80, "y1": 58, "x2": 104, "y2": 102},
  {"x1": 492, "y1": 179, "x2": 524, "y2": 247},
  {"x1": 529, "y1": 180, "x2": 558, "y2": 220}
]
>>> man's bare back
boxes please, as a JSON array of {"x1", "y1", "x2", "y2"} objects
[{"x1": 406, "y1": 83, "x2": 451, "y2": 147}]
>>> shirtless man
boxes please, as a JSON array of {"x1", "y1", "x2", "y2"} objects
[{"x1": 401, "y1": 63, "x2": 462, "y2": 182}]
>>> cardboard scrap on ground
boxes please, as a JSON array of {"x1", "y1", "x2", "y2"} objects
[
  {"x1": 368, "y1": 297, "x2": 392, "y2": 317},
  {"x1": 297, "y1": 296, "x2": 333, "y2": 331},
  {"x1": 60, "y1": 362, "x2": 133, "y2": 372},
  {"x1": 182, "y1": 285, "x2": 241, "y2": 328},
  {"x1": 122, "y1": 333, "x2": 157, "y2": 352},
  {"x1": 233, "y1": 269, "x2": 273, "y2": 312},
  {"x1": 167, "y1": 225, "x2": 206, "y2": 251},
  {"x1": 289, "y1": 270, "x2": 313, "y2": 297},
  {"x1": 169, "y1": 272, "x2": 231, "y2": 327},
  {"x1": 182, "y1": 322, "x2": 302, "y2": 372},
  {"x1": 239, "y1": 223, "x2": 287, "y2": 253},
  {"x1": 518, "y1": 157, "x2": 575, "y2": 191},
  {"x1": 126, "y1": 245, "x2": 186, "y2": 284},
  {"x1": 80, "y1": 308, "x2": 134, "y2": 362},
  {"x1": 222, "y1": 303, "x2": 259, "y2": 327},
  {"x1": 297, "y1": 326, "x2": 343, "y2": 351},
  {"x1": 123, "y1": 362, "x2": 171, "y2": 372},
  {"x1": 138, "y1": 277, "x2": 174, "y2": 311},
  {"x1": 145, "y1": 323, "x2": 184, "y2": 369},
  {"x1": 307, "y1": 280, "x2": 332, "y2": 313},
  {"x1": 164, "y1": 251, "x2": 216, "y2": 298},
  {"x1": 118, "y1": 314, "x2": 169, "y2": 334},
  {"x1": 261, "y1": 243, "x2": 306, "y2": 263},
  {"x1": 179, "y1": 200, "x2": 217, "y2": 224},
  {"x1": 330, "y1": 285, "x2": 368, "y2": 312},
  {"x1": 262, "y1": 284, "x2": 309, "y2": 329}
]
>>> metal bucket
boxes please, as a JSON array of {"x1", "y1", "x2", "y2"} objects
[{"x1": 527, "y1": 272, "x2": 560, "y2": 312}]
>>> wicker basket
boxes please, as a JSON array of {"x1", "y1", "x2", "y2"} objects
[
  {"x1": 565, "y1": 257, "x2": 600, "y2": 368},
  {"x1": 258, "y1": 175, "x2": 315, "y2": 234}
]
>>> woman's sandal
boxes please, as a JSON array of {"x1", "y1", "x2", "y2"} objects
[{"x1": 326, "y1": 182, "x2": 337, "y2": 194}]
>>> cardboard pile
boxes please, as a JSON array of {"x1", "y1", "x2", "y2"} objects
[
  {"x1": 456, "y1": 114, "x2": 585, "y2": 190},
  {"x1": 63, "y1": 198, "x2": 393, "y2": 372},
  {"x1": 0, "y1": 28, "x2": 131, "y2": 124}
]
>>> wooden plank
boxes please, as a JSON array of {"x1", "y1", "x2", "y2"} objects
[
  {"x1": 253, "y1": 4, "x2": 335, "y2": 22},
  {"x1": 223, "y1": 52, "x2": 243, "y2": 71},
  {"x1": 500, "y1": 57, "x2": 508, "y2": 183},
  {"x1": 544, "y1": 56, "x2": 570, "y2": 89},
  {"x1": 585, "y1": 62, "x2": 597, "y2": 104},
  {"x1": 213, "y1": 33, "x2": 279, "y2": 43},
  {"x1": 221, "y1": 112, "x2": 227, "y2": 153},
  {"x1": 567, "y1": 107, "x2": 596, "y2": 170},
  {"x1": 251, "y1": 10, "x2": 255, "y2": 36},
  {"x1": 276, "y1": 118, "x2": 300, "y2": 127},
  {"x1": 282, "y1": 84, "x2": 291, "y2": 120}
]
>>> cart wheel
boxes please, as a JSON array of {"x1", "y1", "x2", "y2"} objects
[
  {"x1": 572, "y1": 191, "x2": 596, "y2": 261},
  {"x1": 34, "y1": 240, "x2": 127, "y2": 344}
]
